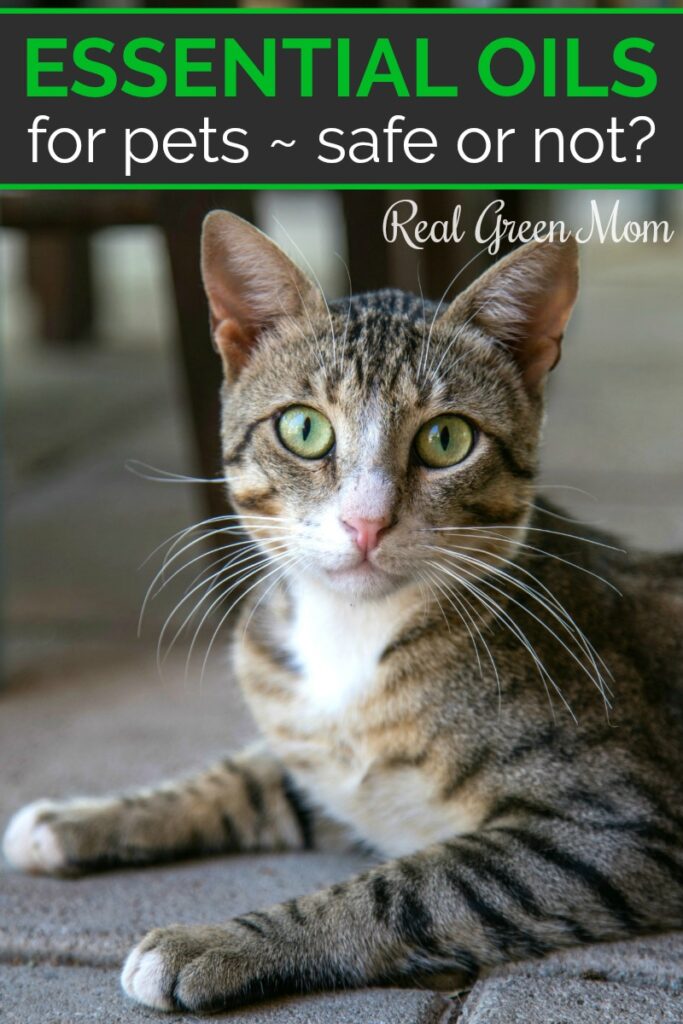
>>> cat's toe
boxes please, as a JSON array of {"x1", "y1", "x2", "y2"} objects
[
  {"x1": 173, "y1": 947, "x2": 250, "y2": 1012},
  {"x1": 2, "y1": 801, "x2": 67, "y2": 874},
  {"x1": 121, "y1": 926, "x2": 218, "y2": 1011},
  {"x1": 121, "y1": 943, "x2": 175, "y2": 1012},
  {"x1": 122, "y1": 924, "x2": 251, "y2": 1012}
]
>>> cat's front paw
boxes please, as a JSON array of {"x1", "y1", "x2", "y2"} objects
[
  {"x1": 2, "y1": 796, "x2": 121, "y2": 875},
  {"x1": 121, "y1": 923, "x2": 267, "y2": 1012},
  {"x1": 2, "y1": 800, "x2": 69, "y2": 874}
]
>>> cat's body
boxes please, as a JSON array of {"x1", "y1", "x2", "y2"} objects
[
  {"x1": 242, "y1": 502, "x2": 683, "y2": 861},
  {"x1": 3, "y1": 217, "x2": 682, "y2": 1014}
]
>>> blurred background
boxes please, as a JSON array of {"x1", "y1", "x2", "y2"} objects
[{"x1": 3, "y1": 188, "x2": 683, "y2": 694}]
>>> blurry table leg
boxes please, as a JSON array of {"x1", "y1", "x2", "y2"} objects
[
  {"x1": 26, "y1": 232, "x2": 95, "y2": 345},
  {"x1": 158, "y1": 193, "x2": 255, "y2": 525},
  {"x1": 340, "y1": 192, "x2": 392, "y2": 292}
]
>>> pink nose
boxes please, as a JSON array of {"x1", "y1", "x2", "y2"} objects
[{"x1": 342, "y1": 515, "x2": 392, "y2": 555}]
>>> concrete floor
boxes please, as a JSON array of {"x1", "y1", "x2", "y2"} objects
[{"x1": 2, "y1": 200, "x2": 683, "y2": 1021}]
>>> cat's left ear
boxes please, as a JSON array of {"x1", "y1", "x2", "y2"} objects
[
  {"x1": 442, "y1": 236, "x2": 579, "y2": 393},
  {"x1": 201, "y1": 211, "x2": 325, "y2": 381}
]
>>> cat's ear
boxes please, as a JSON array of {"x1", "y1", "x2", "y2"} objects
[
  {"x1": 201, "y1": 211, "x2": 325, "y2": 380},
  {"x1": 442, "y1": 236, "x2": 579, "y2": 393}
]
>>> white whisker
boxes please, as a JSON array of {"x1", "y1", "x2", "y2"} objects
[
  {"x1": 441, "y1": 550, "x2": 608, "y2": 708},
  {"x1": 428, "y1": 523, "x2": 625, "y2": 553},
  {"x1": 140, "y1": 512, "x2": 293, "y2": 572},
  {"x1": 418, "y1": 242, "x2": 493, "y2": 382},
  {"x1": 125, "y1": 461, "x2": 225, "y2": 485},
  {"x1": 426, "y1": 558, "x2": 575, "y2": 721},
  {"x1": 154, "y1": 518, "x2": 297, "y2": 580},
  {"x1": 438, "y1": 539, "x2": 615, "y2": 684},
  {"x1": 422, "y1": 527, "x2": 621, "y2": 597},
  {"x1": 139, "y1": 538, "x2": 252, "y2": 636},
  {"x1": 159, "y1": 547, "x2": 285, "y2": 670},
  {"x1": 173, "y1": 546, "x2": 299, "y2": 681},
  {"x1": 198, "y1": 551, "x2": 304, "y2": 686},
  {"x1": 334, "y1": 251, "x2": 354, "y2": 371},
  {"x1": 425, "y1": 564, "x2": 503, "y2": 710},
  {"x1": 241, "y1": 554, "x2": 312, "y2": 641},
  {"x1": 428, "y1": 299, "x2": 492, "y2": 382},
  {"x1": 273, "y1": 216, "x2": 337, "y2": 370}
]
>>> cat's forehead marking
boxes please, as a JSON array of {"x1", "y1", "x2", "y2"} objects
[
  {"x1": 328, "y1": 290, "x2": 492, "y2": 414},
  {"x1": 322, "y1": 296, "x2": 431, "y2": 410}
]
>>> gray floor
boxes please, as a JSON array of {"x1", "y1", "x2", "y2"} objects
[{"x1": 2, "y1": 210, "x2": 683, "y2": 1021}]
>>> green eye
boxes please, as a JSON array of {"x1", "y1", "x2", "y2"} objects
[
  {"x1": 415, "y1": 415, "x2": 475, "y2": 469},
  {"x1": 277, "y1": 406, "x2": 335, "y2": 460}
]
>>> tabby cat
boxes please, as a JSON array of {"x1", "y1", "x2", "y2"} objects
[{"x1": 4, "y1": 212, "x2": 682, "y2": 1014}]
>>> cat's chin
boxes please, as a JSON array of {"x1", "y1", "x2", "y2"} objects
[{"x1": 320, "y1": 561, "x2": 405, "y2": 600}]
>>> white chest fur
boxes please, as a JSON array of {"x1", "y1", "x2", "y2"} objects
[
  {"x1": 256, "y1": 580, "x2": 482, "y2": 857},
  {"x1": 288, "y1": 580, "x2": 416, "y2": 717}
]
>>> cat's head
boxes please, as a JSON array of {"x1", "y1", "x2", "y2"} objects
[{"x1": 201, "y1": 212, "x2": 578, "y2": 601}]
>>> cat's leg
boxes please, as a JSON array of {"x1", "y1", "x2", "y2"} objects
[
  {"x1": 2, "y1": 745, "x2": 313, "y2": 875},
  {"x1": 121, "y1": 814, "x2": 683, "y2": 1012}
]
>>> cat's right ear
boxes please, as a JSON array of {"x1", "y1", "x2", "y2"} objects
[
  {"x1": 441, "y1": 236, "x2": 579, "y2": 394},
  {"x1": 201, "y1": 211, "x2": 324, "y2": 381}
]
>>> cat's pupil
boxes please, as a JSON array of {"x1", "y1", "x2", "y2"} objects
[
  {"x1": 302, "y1": 417, "x2": 312, "y2": 442},
  {"x1": 440, "y1": 426, "x2": 450, "y2": 451}
]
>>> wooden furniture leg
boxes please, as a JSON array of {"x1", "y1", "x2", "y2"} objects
[
  {"x1": 26, "y1": 233, "x2": 95, "y2": 345},
  {"x1": 158, "y1": 194, "x2": 256, "y2": 521}
]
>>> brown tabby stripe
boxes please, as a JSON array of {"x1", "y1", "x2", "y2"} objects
[
  {"x1": 454, "y1": 841, "x2": 544, "y2": 917},
  {"x1": 481, "y1": 794, "x2": 560, "y2": 827},
  {"x1": 220, "y1": 813, "x2": 241, "y2": 849},
  {"x1": 239, "y1": 767, "x2": 265, "y2": 819},
  {"x1": 234, "y1": 916, "x2": 268, "y2": 937},
  {"x1": 284, "y1": 898, "x2": 307, "y2": 926},
  {"x1": 353, "y1": 351, "x2": 365, "y2": 388},
  {"x1": 456, "y1": 835, "x2": 599, "y2": 944},
  {"x1": 223, "y1": 415, "x2": 272, "y2": 466},
  {"x1": 369, "y1": 873, "x2": 393, "y2": 927},
  {"x1": 441, "y1": 746, "x2": 492, "y2": 800},
  {"x1": 234, "y1": 487, "x2": 278, "y2": 512},
  {"x1": 502, "y1": 725, "x2": 566, "y2": 765},
  {"x1": 395, "y1": 864, "x2": 441, "y2": 952},
  {"x1": 639, "y1": 846, "x2": 683, "y2": 887},
  {"x1": 624, "y1": 776, "x2": 683, "y2": 834},
  {"x1": 218, "y1": 759, "x2": 266, "y2": 828},
  {"x1": 249, "y1": 633, "x2": 300, "y2": 675},
  {"x1": 380, "y1": 749, "x2": 430, "y2": 771},
  {"x1": 281, "y1": 772, "x2": 315, "y2": 849},
  {"x1": 459, "y1": 501, "x2": 527, "y2": 525},
  {"x1": 562, "y1": 786, "x2": 618, "y2": 816},
  {"x1": 379, "y1": 619, "x2": 441, "y2": 662},
  {"x1": 452, "y1": 874, "x2": 549, "y2": 957},
  {"x1": 599, "y1": 819, "x2": 680, "y2": 846},
  {"x1": 249, "y1": 675, "x2": 293, "y2": 700},
  {"x1": 489, "y1": 436, "x2": 535, "y2": 480},
  {"x1": 503, "y1": 828, "x2": 639, "y2": 931}
]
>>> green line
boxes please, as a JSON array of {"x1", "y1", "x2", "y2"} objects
[
  {"x1": 3, "y1": 183, "x2": 682, "y2": 191},
  {"x1": 0, "y1": 7, "x2": 680, "y2": 14}
]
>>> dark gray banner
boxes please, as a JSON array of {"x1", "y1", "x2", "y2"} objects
[{"x1": 0, "y1": 10, "x2": 679, "y2": 186}]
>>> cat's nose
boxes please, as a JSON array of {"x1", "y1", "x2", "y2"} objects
[{"x1": 342, "y1": 515, "x2": 392, "y2": 555}]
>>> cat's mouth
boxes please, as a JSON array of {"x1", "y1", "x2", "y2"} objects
[
  {"x1": 327, "y1": 560, "x2": 380, "y2": 579},
  {"x1": 323, "y1": 556, "x2": 403, "y2": 597}
]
